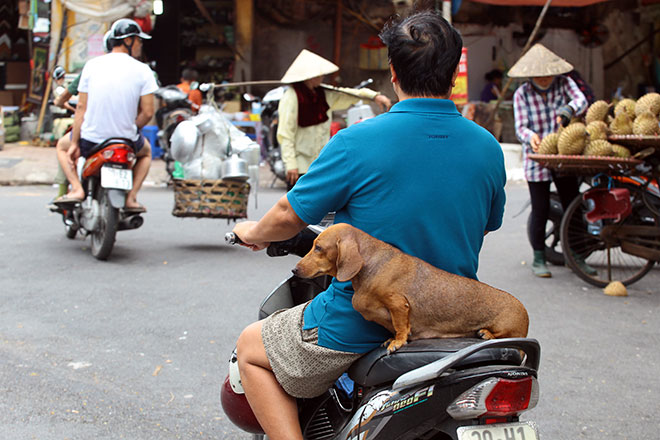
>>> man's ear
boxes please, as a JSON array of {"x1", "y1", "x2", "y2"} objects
[
  {"x1": 451, "y1": 64, "x2": 459, "y2": 88},
  {"x1": 389, "y1": 64, "x2": 397, "y2": 84},
  {"x1": 335, "y1": 236, "x2": 363, "y2": 282}
]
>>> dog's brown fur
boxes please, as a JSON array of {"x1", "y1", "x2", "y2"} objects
[{"x1": 294, "y1": 223, "x2": 529, "y2": 352}]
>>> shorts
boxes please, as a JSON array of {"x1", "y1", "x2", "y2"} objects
[
  {"x1": 80, "y1": 135, "x2": 144, "y2": 158},
  {"x1": 261, "y1": 302, "x2": 363, "y2": 399}
]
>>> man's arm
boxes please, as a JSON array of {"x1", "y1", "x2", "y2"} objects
[
  {"x1": 54, "y1": 89, "x2": 75, "y2": 112},
  {"x1": 136, "y1": 94, "x2": 155, "y2": 129},
  {"x1": 232, "y1": 195, "x2": 308, "y2": 251},
  {"x1": 68, "y1": 92, "x2": 87, "y2": 166}
]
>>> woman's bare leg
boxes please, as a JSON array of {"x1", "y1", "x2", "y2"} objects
[{"x1": 236, "y1": 321, "x2": 303, "y2": 440}]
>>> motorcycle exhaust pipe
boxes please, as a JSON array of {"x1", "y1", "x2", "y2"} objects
[{"x1": 118, "y1": 215, "x2": 144, "y2": 231}]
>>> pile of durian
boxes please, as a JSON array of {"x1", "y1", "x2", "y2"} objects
[{"x1": 537, "y1": 92, "x2": 660, "y2": 158}]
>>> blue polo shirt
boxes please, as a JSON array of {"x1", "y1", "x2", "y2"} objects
[{"x1": 288, "y1": 98, "x2": 506, "y2": 353}]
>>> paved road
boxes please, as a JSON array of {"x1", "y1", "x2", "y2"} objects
[{"x1": 1, "y1": 182, "x2": 658, "y2": 439}]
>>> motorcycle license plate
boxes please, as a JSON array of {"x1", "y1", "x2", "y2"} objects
[
  {"x1": 457, "y1": 421, "x2": 539, "y2": 440},
  {"x1": 101, "y1": 166, "x2": 132, "y2": 190}
]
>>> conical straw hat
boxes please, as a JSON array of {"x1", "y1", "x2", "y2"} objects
[
  {"x1": 280, "y1": 49, "x2": 339, "y2": 83},
  {"x1": 507, "y1": 44, "x2": 573, "y2": 78}
]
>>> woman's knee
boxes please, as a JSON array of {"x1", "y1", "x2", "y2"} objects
[
  {"x1": 236, "y1": 321, "x2": 268, "y2": 368},
  {"x1": 137, "y1": 138, "x2": 151, "y2": 158}
]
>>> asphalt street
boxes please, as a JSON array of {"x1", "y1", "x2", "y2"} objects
[{"x1": 1, "y1": 182, "x2": 658, "y2": 439}]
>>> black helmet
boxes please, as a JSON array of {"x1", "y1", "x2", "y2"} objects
[
  {"x1": 110, "y1": 18, "x2": 151, "y2": 41},
  {"x1": 53, "y1": 65, "x2": 66, "y2": 81},
  {"x1": 102, "y1": 31, "x2": 113, "y2": 53}
]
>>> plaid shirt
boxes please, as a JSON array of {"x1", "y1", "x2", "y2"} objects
[{"x1": 513, "y1": 75, "x2": 587, "y2": 182}]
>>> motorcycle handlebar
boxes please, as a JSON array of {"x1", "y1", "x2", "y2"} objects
[
  {"x1": 225, "y1": 228, "x2": 318, "y2": 258},
  {"x1": 224, "y1": 232, "x2": 243, "y2": 246}
]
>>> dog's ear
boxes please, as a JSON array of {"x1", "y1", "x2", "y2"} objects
[{"x1": 336, "y1": 236, "x2": 363, "y2": 282}]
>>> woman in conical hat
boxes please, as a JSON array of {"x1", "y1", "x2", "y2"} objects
[
  {"x1": 510, "y1": 43, "x2": 594, "y2": 278},
  {"x1": 277, "y1": 49, "x2": 391, "y2": 189}
]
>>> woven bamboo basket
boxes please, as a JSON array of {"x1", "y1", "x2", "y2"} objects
[
  {"x1": 528, "y1": 154, "x2": 643, "y2": 176},
  {"x1": 172, "y1": 179, "x2": 250, "y2": 219}
]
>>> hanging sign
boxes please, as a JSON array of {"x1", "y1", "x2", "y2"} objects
[{"x1": 450, "y1": 47, "x2": 468, "y2": 105}]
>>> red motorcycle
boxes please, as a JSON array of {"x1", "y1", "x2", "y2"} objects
[{"x1": 51, "y1": 137, "x2": 144, "y2": 260}]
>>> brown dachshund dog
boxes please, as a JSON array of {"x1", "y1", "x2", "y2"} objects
[{"x1": 293, "y1": 223, "x2": 529, "y2": 352}]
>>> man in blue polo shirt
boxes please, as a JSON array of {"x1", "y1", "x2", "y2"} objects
[{"x1": 231, "y1": 11, "x2": 506, "y2": 440}]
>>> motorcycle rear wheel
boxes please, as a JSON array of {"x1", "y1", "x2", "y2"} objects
[
  {"x1": 90, "y1": 188, "x2": 119, "y2": 260},
  {"x1": 560, "y1": 188, "x2": 657, "y2": 287}
]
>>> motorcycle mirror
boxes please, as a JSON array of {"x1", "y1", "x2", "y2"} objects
[
  {"x1": 243, "y1": 93, "x2": 257, "y2": 102},
  {"x1": 356, "y1": 78, "x2": 374, "y2": 89},
  {"x1": 199, "y1": 83, "x2": 212, "y2": 93}
]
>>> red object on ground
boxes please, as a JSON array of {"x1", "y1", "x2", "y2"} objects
[{"x1": 583, "y1": 188, "x2": 632, "y2": 222}]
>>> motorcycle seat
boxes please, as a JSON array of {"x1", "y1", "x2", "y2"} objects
[{"x1": 347, "y1": 338, "x2": 522, "y2": 387}]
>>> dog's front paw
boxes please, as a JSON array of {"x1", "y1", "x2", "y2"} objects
[
  {"x1": 478, "y1": 329, "x2": 495, "y2": 340},
  {"x1": 384, "y1": 338, "x2": 407, "y2": 353}
]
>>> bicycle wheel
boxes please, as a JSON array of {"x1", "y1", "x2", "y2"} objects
[{"x1": 560, "y1": 188, "x2": 656, "y2": 287}]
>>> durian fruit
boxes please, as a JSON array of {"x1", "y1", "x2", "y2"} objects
[
  {"x1": 538, "y1": 133, "x2": 559, "y2": 154},
  {"x1": 634, "y1": 92, "x2": 660, "y2": 117},
  {"x1": 585, "y1": 100, "x2": 610, "y2": 124},
  {"x1": 614, "y1": 98, "x2": 636, "y2": 120},
  {"x1": 609, "y1": 111, "x2": 633, "y2": 135},
  {"x1": 611, "y1": 144, "x2": 631, "y2": 158},
  {"x1": 632, "y1": 111, "x2": 659, "y2": 135},
  {"x1": 586, "y1": 121, "x2": 608, "y2": 141},
  {"x1": 583, "y1": 139, "x2": 613, "y2": 157},
  {"x1": 557, "y1": 122, "x2": 588, "y2": 155},
  {"x1": 603, "y1": 281, "x2": 627, "y2": 297}
]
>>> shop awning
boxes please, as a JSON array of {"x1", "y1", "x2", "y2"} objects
[
  {"x1": 468, "y1": 0, "x2": 609, "y2": 6},
  {"x1": 60, "y1": 0, "x2": 133, "y2": 22}
]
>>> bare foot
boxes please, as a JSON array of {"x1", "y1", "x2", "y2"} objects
[
  {"x1": 57, "y1": 189, "x2": 85, "y2": 202},
  {"x1": 125, "y1": 195, "x2": 145, "y2": 210}
]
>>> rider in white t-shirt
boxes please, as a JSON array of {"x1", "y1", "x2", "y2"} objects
[{"x1": 57, "y1": 19, "x2": 158, "y2": 212}]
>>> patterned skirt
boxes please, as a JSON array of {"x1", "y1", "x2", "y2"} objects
[{"x1": 261, "y1": 302, "x2": 363, "y2": 399}]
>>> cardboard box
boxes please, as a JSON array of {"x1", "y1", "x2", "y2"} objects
[{"x1": 6, "y1": 62, "x2": 30, "y2": 84}]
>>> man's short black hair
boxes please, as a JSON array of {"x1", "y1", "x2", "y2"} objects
[
  {"x1": 379, "y1": 11, "x2": 463, "y2": 97},
  {"x1": 181, "y1": 68, "x2": 198, "y2": 82}
]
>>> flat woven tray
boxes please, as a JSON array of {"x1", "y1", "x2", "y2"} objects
[
  {"x1": 172, "y1": 179, "x2": 250, "y2": 219},
  {"x1": 607, "y1": 135, "x2": 660, "y2": 151},
  {"x1": 528, "y1": 154, "x2": 644, "y2": 175}
]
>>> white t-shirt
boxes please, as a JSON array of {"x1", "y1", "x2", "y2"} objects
[{"x1": 78, "y1": 52, "x2": 158, "y2": 143}]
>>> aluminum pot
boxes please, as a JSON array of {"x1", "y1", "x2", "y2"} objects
[
  {"x1": 221, "y1": 154, "x2": 249, "y2": 181},
  {"x1": 239, "y1": 145, "x2": 261, "y2": 166},
  {"x1": 194, "y1": 113, "x2": 214, "y2": 134},
  {"x1": 170, "y1": 120, "x2": 199, "y2": 163}
]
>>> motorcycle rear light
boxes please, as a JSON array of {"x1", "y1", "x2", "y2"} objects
[
  {"x1": 101, "y1": 147, "x2": 132, "y2": 164},
  {"x1": 447, "y1": 377, "x2": 538, "y2": 420}
]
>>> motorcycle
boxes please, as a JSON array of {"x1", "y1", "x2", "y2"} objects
[
  {"x1": 154, "y1": 85, "x2": 195, "y2": 179},
  {"x1": 244, "y1": 79, "x2": 379, "y2": 187},
  {"x1": 222, "y1": 227, "x2": 542, "y2": 440},
  {"x1": 50, "y1": 137, "x2": 144, "y2": 260}
]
